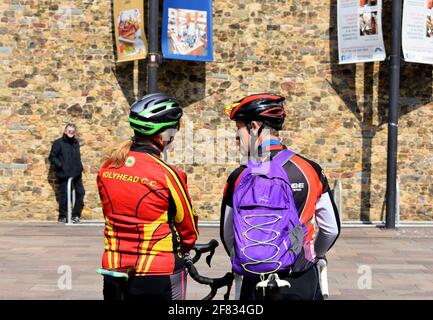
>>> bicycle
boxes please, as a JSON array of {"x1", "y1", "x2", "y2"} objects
[
  {"x1": 96, "y1": 243, "x2": 327, "y2": 301},
  {"x1": 96, "y1": 239, "x2": 234, "y2": 301}
]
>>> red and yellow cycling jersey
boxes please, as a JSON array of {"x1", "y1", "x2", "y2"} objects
[{"x1": 97, "y1": 145, "x2": 198, "y2": 276}]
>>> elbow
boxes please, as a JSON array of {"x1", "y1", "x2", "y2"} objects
[
  {"x1": 318, "y1": 224, "x2": 340, "y2": 243},
  {"x1": 330, "y1": 224, "x2": 340, "y2": 237},
  {"x1": 182, "y1": 232, "x2": 198, "y2": 252},
  {"x1": 327, "y1": 225, "x2": 340, "y2": 240}
]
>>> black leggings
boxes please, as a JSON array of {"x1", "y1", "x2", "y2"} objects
[
  {"x1": 240, "y1": 266, "x2": 324, "y2": 301},
  {"x1": 103, "y1": 271, "x2": 187, "y2": 301}
]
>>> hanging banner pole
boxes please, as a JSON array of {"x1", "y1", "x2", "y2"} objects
[
  {"x1": 147, "y1": 0, "x2": 161, "y2": 93},
  {"x1": 385, "y1": 0, "x2": 403, "y2": 229}
]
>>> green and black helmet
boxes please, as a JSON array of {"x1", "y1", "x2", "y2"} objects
[{"x1": 128, "y1": 93, "x2": 183, "y2": 136}]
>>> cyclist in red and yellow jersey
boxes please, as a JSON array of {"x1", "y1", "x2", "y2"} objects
[{"x1": 97, "y1": 93, "x2": 198, "y2": 300}]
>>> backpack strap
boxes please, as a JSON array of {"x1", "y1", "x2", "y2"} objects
[
  {"x1": 247, "y1": 149, "x2": 295, "y2": 178},
  {"x1": 270, "y1": 149, "x2": 296, "y2": 168}
]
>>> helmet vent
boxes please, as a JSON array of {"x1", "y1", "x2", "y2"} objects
[{"x1": 152, "y1": 106, "x2": 167, "y2": 114}]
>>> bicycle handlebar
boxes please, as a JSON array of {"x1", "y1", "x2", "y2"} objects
[{"x1": 185, "y1": 253, "x2": 234, "y2": 300}]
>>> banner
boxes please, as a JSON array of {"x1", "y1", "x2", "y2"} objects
[
  {"x1": 402, "y1": 0, "x2": 433, "y2": 64},
  {"x1": 337, "y1": 0, "x2": 386, "y2": 64},
  {"x1": 113, "y1": 0, "x2": 147, "y2": 63},
  {"x1": 162, "y1": 0, "x2": 213, "y2": 62}
]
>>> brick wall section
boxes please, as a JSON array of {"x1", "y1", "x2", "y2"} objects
[{"x1": 0, "y1": 0, "x2": 432, "y2": 221}]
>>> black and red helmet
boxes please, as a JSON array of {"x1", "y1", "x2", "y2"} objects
[{"x1": 224, "y1": 93, "x2": 286, "y2": 130}]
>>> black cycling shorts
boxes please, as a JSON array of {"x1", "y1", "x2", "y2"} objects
[{"x1": 103, "y1": 270, "x2": 187, "y2": 301}]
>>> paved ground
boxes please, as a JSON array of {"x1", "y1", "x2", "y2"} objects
[{"x1": 0, "y1": 221, "x2": 433, "y2": 300}]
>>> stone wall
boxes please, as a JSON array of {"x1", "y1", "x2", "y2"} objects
[{"x1": 0, "y1": 0, "x2": 432, "y2": 221}]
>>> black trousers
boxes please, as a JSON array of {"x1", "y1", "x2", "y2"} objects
[
  {"x1": 58, "y1": 175, "x2": 85, "y2": 219},
  {"x1": 240, "y1": 266, "x2": 324, "y2": 301}
]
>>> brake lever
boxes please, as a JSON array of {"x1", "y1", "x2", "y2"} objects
[
  {"x1": 205, "y1": 246, "x2": 216, "y2": 267},
  {"x1": 208, "y1": 272, "x2": 234, "y2": 300},
  {"x1": 223, "y1": 274, "x2": 233, "y2": 300},
  {"x1": 202, "y1": 272, "x2": 234, "y2": 301},
  {"x1": 191, "y1": 239, "x2": 219, "y2": 267}
]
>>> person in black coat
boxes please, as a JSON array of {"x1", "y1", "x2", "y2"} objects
[{"x1": 49, "y1": 124, "x2": 85, "y2": 223}]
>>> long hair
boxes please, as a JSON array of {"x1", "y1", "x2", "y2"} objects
[{"x1": 104, "y1": 139, "x2": 134, "y2": 169}]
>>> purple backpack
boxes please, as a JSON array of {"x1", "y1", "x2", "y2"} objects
[{"x1": 232, "y1": 150, "x2": 306, "y2": 278}]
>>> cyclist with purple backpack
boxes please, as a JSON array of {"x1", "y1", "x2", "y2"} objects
[{"x1": 220, "y1": 93, "x2": 340, "y2": 300}]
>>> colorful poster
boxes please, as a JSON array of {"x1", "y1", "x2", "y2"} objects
[
  {"x1": 113, "y1": 0, "x2": 147, "y2": 63},
  {"x1": 337, "y1": 0, "x2": 386, "y2": 64},
  {"x1": 162, "y1": 0, "x2": 213, "y2": 62},
  {"x1": 402, "y1": 0, "x2": 433, "y2": 64}
]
